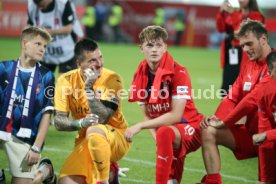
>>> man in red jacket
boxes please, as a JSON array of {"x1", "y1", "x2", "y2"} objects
[
  {"x1": 252, "y1": 51, "x2": 276, "y2": 183},
  {"x1": 200, "y1": 20, "x2": 272, "y2": 184},
  {"x1": 216, "y1": 0, "x2": 264, "y2": 97}
]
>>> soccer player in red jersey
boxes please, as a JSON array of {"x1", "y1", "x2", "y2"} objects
[
  {"x1": 200, "y1": 20, "x2": 272, "y2": 184},
  {"x1": 252, "y1": 51, "x2": 276, "y2": 183},
  {"x1": 125, "y1": 25, "x2": 203, "y2": 184},
  {"x1": 216, "y1": 0, "x2": 264, "y2": 96}
]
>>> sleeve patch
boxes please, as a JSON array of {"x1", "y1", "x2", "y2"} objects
[{"x1": 177, "y1": 86, "x2": 189, "y2": 95}]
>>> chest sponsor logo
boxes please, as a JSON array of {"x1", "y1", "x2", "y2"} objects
[{"x1": 147, "y1": 102, "x2": 170, "y2": 113}]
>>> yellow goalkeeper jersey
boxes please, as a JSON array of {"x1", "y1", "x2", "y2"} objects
[{"x1": 54, "y1": 68, "x2": 128, "y2": 143}]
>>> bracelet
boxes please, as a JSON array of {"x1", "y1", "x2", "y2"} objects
[
  {"x1": 31, "y1": 145, "x2": 41, "y2": 154},
  {"x1": 78, "y1": 118, "x2": 83, "y2": 129}
]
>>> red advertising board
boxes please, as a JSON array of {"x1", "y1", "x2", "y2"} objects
[
  {"x1": 0, "y1": 2, "x2": 28, "y2": 37},
  {"x1": 0, "y1": 1, "x2": 275, "y2": 47},
  {"x1": 120, "y1": 1, "x2": 219, "y2": 47}
]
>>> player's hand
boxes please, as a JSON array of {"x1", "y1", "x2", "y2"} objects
[
  {"x1": 200, "y1": 116, "x2": 211, "y2": 129},
  {"x1": 26, "y1": 150, "x2": 40, "y2": 166},
  {"x1": 209, "y1": 118, "x2": 225, "y2": 129},
  {"x1": 80, "y1": 113, "x2": 99, "y2": 128},
  {"x1": 118, "y1": 167, "x2": 130, "y2": 177},
  {"x1": 252, "y1": 132, "x2": 267, "y2": 145},
  {"x1": 200, "y1": 115, "x2": 218, "y2": 129},
  {"x1": 220, "y1": 1, "x2": 234, "y2": 13},
  {"x1": 125, "y1": 123, "x2": 143, "y2": 142},
  {"x1": 84, "y1": 68, "x2": 98, "y2": 88}
]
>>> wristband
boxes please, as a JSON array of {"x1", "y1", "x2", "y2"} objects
[
  {"x1": 78, "y1": 118, "x2": 83, "y2": 129},
  {"x1": 31, "y1": 145, "x2": 41, "y2": 154}
]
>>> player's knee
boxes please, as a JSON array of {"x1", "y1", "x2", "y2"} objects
[
  {"x1": 87, "y1": 133, "x2": 108, "y2": 148},
  {"x1": 86, "y1": 126, "x2": 106, "y2": 138},
  {"x1": 156, "y1": 126, "x2": 175, "y2": 144},
  {"x1": 201, "y1": 126, "x2": 217, "y2": 144}
]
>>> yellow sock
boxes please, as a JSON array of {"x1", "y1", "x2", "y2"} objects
[{"x1": 88, "y1": 133, "x2": 111, "y2": 181}]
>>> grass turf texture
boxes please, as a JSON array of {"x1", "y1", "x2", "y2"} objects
[{"x1": 0, "y1": 38, "x2": 258, "y2": 184}]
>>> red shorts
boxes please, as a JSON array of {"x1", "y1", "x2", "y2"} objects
[
  {"x1": 230, "y1": 124, "x2": 258, "y2": 160},
  {"x1": 259, "y1": 141, "x2": 276, "y2": 182},
  {"x1": 168, "y1": 122, "x2": 201, "y2": 183},
  {"x1": 175, "y1": 122, "x2": 201, "y2": 157}
]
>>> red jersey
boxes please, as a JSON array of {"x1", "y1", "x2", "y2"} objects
[
  {"x1": 258, "y1": 79, "x2": 276, "y2": 141},
  {"x1": 141, "y1": 62, "x2": 203, "y2": 124},
  {"x1": 216, "y1": 10, "x2": 265, "y2": 34},
  {"x1": 216, "y1": 10, "x2": 265, "y2": 68},
  {"x1": 215, "y1": 54, "x2": 270, "y2": 134}
]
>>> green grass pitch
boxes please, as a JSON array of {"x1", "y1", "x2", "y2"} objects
[{"x1": 0, "y1": 38, "x2": 258, "y2": 184}]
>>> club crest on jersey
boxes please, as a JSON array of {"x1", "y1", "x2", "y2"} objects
[
  {"x1": 177, "y1": 86, "x2": 188, "y2": 95},
  {"x1": 36, "y1": 84, "x2": 41, "y2": 94},
  {"x1": 161, "y1": 82, "x2": 169, "y2": 97},
  {"x1": 54, "y1": 18, "x2": 60, "y2": 25}
]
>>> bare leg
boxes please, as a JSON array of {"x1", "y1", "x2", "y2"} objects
[
  {"x1": 58, "y1": 176, "x2": 86, "y2": 184},
  {"x1": 11, "y1": 177, "x2": 33, "y2": 184},
  {"x1": 201, "y1": 126, "x2": 236, "y2": 174}
]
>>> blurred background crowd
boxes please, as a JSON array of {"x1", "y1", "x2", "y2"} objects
[{"x1": 0, "y1": 0, "x2": 275, "y2": 49}]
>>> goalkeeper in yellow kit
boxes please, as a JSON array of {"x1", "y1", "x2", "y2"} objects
[{"x1": 54, "y1": 38, "x2": 130, "y2": 184}]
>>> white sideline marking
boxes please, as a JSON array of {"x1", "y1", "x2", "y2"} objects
[
  {"x1": 43, "y1": 147, "x2": 258, "y2": 184},
  {"x1": 122, "y1": 157, "x2": 258, "y2": 183},
  {"x1": 120, "y1": 178, "x2": 151, "y2": 183}
]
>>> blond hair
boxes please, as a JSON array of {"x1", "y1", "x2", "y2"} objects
[
  {"x1": 21, "y1": 26, "x2": 52, "y2": 43},
  {"x1": 139, "y1": 25, "x2": 168, "y2": 44}
]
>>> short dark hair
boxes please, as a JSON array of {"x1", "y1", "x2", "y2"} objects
[
  {"x1": 236, "y1": 19, "x2": 267, "y2": 40},
  {"x1": 266, "y1": 50, "x2": 276, "y2": 69},
  {"x1": 74, "y1": 38, "x2": 98, "y2": 61},
  {"x1": 33, "y1": 0, "x2": 42, "y2": 5}
]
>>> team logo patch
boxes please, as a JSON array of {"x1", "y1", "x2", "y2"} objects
[
  {"x1": 54, "y1": 18, "x2": 59, "y2": 24},
  {"x1": 36, "y1": 84, "x2": 41, "y2": 94},
  {"x1": 177, "y1": 86, "x2": 188, "y2": 95}
]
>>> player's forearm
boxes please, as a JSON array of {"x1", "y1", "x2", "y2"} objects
[
  {"x1": 140, "y1": 111, "x2": 182, "y2": 129},
  {"x1": 48, "y1": 24, "x2": 73, "y2": 36},
  {"x1": 33, "y1": 112, "x2": 51, "y2": 149},
  {"x1": 85, "y1": 87, "x2": 115, "y2": 123},
  {"x1": 87, "y1": 97, "x2": 114, "y2": 124},
  {"x1": 54, "y1": 111, "x2": 80, "y2": 131},
  {"x1": 142, "y1": 108, "x2": 156, "y2": 139}
]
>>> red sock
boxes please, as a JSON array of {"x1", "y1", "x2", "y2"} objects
[
  {"x1": 156, "y1": 126, "x2": 175, "y2": 184},
  {"x1": 169, "y1": 149, "x2": 185, "y2": 183},
  {"x1": 205, "y1": 173, "x2": 222, "y2": 184}
]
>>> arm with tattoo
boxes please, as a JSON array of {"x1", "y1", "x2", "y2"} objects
[
  {"x1": 86, "y1": 88, "x2": 116, "y2": 124},
  {"x1": 54, "y1": 110, "x2": 99, "y2": 131},
  {"x1": 54, "y1": 111, "x2": 80, "y2": 131}
]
